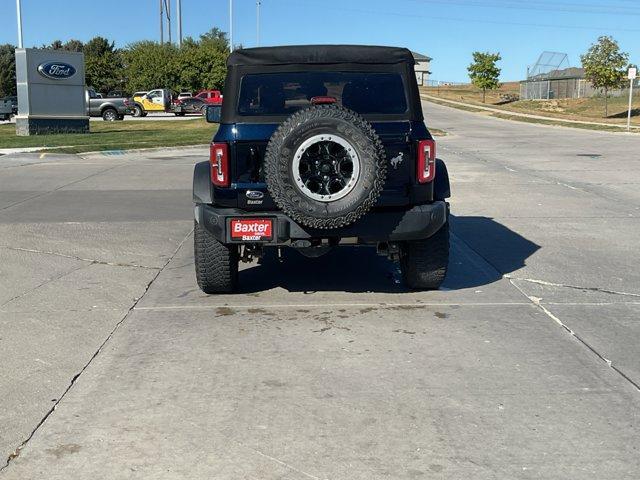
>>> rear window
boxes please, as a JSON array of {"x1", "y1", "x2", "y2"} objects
[{"x1": 238, "y1": 72, "x2": 408, "y2": 116}]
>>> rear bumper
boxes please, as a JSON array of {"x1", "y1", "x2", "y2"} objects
[{"x1": 195, "y1": 202, "x2": 448, "y2": 245}]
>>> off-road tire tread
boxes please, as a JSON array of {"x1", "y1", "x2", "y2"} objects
[
  {"x1": 401, "y1": 222, "x2": 449, "y2": 290},
  {"x1": 264, "y1": 104, "x2": 387, "y2": 229},
  {"x1": 194, "y1": 220, "x2": 238, "y2": 293}
]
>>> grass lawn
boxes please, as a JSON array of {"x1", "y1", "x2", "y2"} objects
[
  {"x1": 422, "y1": 83, "x2": 640, "y2": 126},
  {"x1": 0, "y1": 118, "x2": 217, "y2": 154}
]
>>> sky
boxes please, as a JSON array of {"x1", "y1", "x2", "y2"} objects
[{"x1": 1, "y1": 0, "x2": 638, "y2": 82}]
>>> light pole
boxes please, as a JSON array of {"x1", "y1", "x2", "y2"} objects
[
  {"x1": 229, "y1": 0, "x2": 234, "y2": 51},
  {"x1": 256, "y1": 0, "x2": 261, "y2": 47},
  {"x1": 177, "y1": 0, "x2": 182, "y2": 47},
  {"x1": 16, "y1": 0, "x2": 23, "y2": 48},
  {"x1": 160, "y1": 0, "x2": 164, "y2": 44}
]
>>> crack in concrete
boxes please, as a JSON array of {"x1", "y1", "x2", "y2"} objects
[
  {"x1": 0, "y1": 263, "x2": 88, "y2": 308},
  {"x1": 0, "y1": 245, "x2": 160, "y2": 270},
  {"x1": 505, "y1": 275, "x2": 640, "y2": 298},
  {"x1": 0, "y1": 229, "x2": 193, "y2": 472}
]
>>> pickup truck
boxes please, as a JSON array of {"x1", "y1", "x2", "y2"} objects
[
  {"x1": 195, "y1": 89, "x2": 223, "y2": 105},
  {"x1": 86, "y1": 88, "x2": 132, "y2": 121}
]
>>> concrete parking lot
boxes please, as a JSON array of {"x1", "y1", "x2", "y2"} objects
[{"x1": 1, "y1": 102, "x2": 639, "y2": 479}]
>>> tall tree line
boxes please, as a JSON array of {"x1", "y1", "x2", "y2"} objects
[{"x1": 0, "y1": 29, "x2": 229, "y2": 97}]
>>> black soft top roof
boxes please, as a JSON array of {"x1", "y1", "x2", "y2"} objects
[{"x1": 227, "y1": 45, "x2": 415, "y2": 67}]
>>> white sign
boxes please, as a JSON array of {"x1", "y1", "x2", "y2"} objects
[{"x1": 629, "y1": 67, "x2": 637, "y2": 80}]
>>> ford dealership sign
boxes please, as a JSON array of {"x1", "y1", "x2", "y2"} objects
[{"x1": 37, "y1": 62, "x2": 76, "y2": 80}]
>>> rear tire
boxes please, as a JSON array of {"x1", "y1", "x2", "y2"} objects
[
  {"x1": 194, "y1": 220, "x2": 239, "y2": 294},
  {"x1": 132, "y1": 105, "x2": 144, "y2": 117},
  {"x1": 102, "y1": 108, "x2": 117, "y2": 121},
  {"x1": 400, "y1": 222, "x2": 449, "y2": 290}
]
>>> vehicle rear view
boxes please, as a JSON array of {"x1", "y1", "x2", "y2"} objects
[{"x1": 193, "y1": 45, "x2": 451, "y2": 293}]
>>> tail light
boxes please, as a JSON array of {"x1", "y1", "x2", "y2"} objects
[
  {"x1": 417, "y1": 139, "x2": 436, "y2": 183},
  {"x1": 123, "y1": 99, "x2": 130, "y2": 106},
  {"x1": 210, "y1": 142, "x2": 229, "y2": 187}
]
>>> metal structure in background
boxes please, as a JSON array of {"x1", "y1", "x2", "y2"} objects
[
  {"x1": 177, "y1": 0, "x2": 183, "y2": 47},
  {"x1": 159, "y1": 0, "x2": 173, "y2": 45},
  {"x1": 15, "y1": 0, "x2": 23, "y2": 48},
  {"x1": 520, "y1": 51, "x2": 574, "y2": 100},
  {"x1": 256, "y1": 0, "x2": 261, "y2": 46},
  {"x1": 229, "y1": 0, "x2": 234, "y2": 51}
]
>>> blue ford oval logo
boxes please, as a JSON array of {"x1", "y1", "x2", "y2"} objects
[
  {"x1": 246, "y1": 190, "x2": 264, "y2": 200},
  {"x1": 37, "y1": 62, "x2": 77, "y2": 80}
]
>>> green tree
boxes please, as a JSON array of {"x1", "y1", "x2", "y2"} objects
[
  {"x1": 175, "y1": 29, "x2": 229, "y2": 92},
  {"x1": 580, "y1": 36, "x2": 629, "y2": 117},
  {"x1": 0, "y1": 44, "x2": 17, "y2": 97},
  {"x1": 84, "y1": 37, "x2": 125, "y2": 94},
  {"x1": 62, "y1": 39, "x2": 84, "y2": 52},
  {"x1": 467, "y1": 52, "x2": 501, "y2": 103},
  {"x1": 123, "y1": 41, "x2": 180, "y2": 92}
]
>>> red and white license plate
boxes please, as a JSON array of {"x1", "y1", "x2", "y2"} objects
[{"x1": 230, "y1": 218, "x2": 273, "y2": 241}]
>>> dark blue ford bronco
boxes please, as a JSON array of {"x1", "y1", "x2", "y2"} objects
[{"x1": 193, "y1": 45, "x2": 451, "y2": 293}]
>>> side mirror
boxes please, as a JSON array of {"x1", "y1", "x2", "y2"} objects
[{"x1": 205, "y1": 104, "x2": 222, "y2": 123}]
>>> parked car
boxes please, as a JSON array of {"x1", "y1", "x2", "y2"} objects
[
  {"x1": 194, "y1": 89, "x2": 223, "y2": 105},
  {"x1": 173, "y1": 96, "x2": 207, "y2": 116},
  {"x1": 193, "y1": 45, "x2": 451, "y2": 293},
  {"x1": 86, "y1": 88, "x2": 133, "y2": 121},
  {"x1": 5, "y1": 96, "x2": 18, "y2": 115},
  {"x1": 178, "y1": 92, "x2": 193, "y2": 99},
  {"x1": 0, "y1": 97, "x2": 12, "y2": 121}
]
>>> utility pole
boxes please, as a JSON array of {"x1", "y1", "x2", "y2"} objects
[
  {"x1": 160, "y1": 0, "x2": 164, "y2": 44},
  {"x1": 229, "y1": 0, "x2": 234, "y2": 51},
  {"x1": 16, "y1": 0, "x2": 23, "y2": 48},
  {"x1": 256, "y1": 0, "x2": 261, "y2": 47},
  {"x1": 166, "y1": 0, "x2": 172, "y2": 44},
  {"x1": 177, "y1": 0, "x2": 182, "y2": 47}
]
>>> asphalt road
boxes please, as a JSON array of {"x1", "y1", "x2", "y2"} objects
[{"x1": 1, "y1": 103, "x2": 639, "y2": 479}]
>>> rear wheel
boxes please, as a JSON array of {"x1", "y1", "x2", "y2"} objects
[
  {"x1": 400, "y1": 222, "x2": 449, "y2": 290},
  {"x1": 102, "y1": 108, "x2": 117, "y2": 121},
  {"x1": 194, "y1": 220, "x2": 239, "y2": 293},
  {"x1": 132, "y1": 105, "x2": 144, "y2": 117}
]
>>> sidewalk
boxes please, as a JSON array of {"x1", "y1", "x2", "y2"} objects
[{"x1": 421, "y1": 94, "x2": 640, "y2": 132}]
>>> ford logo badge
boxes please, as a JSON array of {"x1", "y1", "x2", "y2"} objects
[
  {"x1": 246, "y1": 190, "x2": 264, "y2": 200},
  {"x1": 37, "y1": 62, "x2": 77, "y2": 80}
]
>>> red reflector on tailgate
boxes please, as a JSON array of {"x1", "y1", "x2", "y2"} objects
[{"x1": 230, "y1": 219, "x2": 273, "y2": 241}]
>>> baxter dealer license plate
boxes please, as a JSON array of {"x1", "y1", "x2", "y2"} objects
[{"x1": 230, "y1": 218, "x2": 273, "y2": 241}]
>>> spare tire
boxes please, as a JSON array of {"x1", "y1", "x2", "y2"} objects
[{"x1": 264, "y1": 105, "x2": 386, "y2": 229}]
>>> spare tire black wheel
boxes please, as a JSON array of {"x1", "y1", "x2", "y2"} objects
[{"x1": 264, "y1": 105, "x2": 386, "y2": 229}]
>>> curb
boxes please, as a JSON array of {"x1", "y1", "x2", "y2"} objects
[{"x1": 421, "y1": 94, "x2": 640, "y2": 132}]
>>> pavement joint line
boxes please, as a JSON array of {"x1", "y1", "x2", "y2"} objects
[
  {"x1": 0, "y1": 228, "x2": 194, "y2": 472},
  {"x1": 0, "y1": 161, "x2": 129, "y2": 213},
  {"x1": 0, "y1": 245, "x2": 161, "y2": 271},
  {"x1": 505, "y1": 275, "x2": 640, "y2": 298},
  {"x1": 450, "y1": 230, "x2": 640, "y2": 392},
  {"x1": 508, "y1": 279, "x2": 640, "y2": 393}
]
